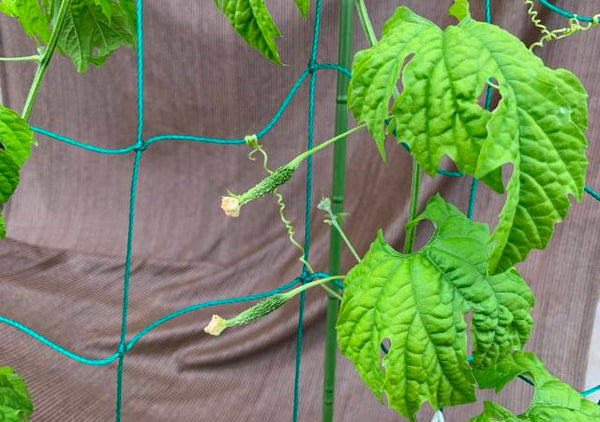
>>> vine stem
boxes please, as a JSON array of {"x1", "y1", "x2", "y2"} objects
[
  {"x1": 330, "y1": 217, "x2": 360, "y2": 263},
  {"x1": 404, "y1": 159, "x2": 421, "y2": 253},
  {"x1": 355, "y1": 0, "x2": 377, "y2": 46},
  {"x1": 319, "y1": 198, "x2": 361, "y2": 263},
  {"x1": 21, "y1": 0, "x2": 72, "y2": 121},
  {"x1": 354, "y1": 0, "x2": 422, "y2": 254},
  {"x1": 291, "y1": 122, "x2": 368, "y2": 166},
  {"x1": 283, "y1": 275, "x2": 345, "y2": 301},
  {"x1": 0, "y1": 55, "x2": 41, "y2": 62}
]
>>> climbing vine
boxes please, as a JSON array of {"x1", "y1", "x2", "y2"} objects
[
  {"x1": 208, "y1": 0, "x2": 600, "y2": 421},
  {"x1": 0, "y1": 0, "x2": 598, "y2": 421}
]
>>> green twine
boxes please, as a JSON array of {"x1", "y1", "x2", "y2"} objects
[
  {"x1": 0, "y1": 0, "x2": 598, "y2": 419},
  {"x1": 539, "y1": 0, "x2": 599, "y2": 23}
]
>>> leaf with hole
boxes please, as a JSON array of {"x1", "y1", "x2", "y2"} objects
[
  {"x1": 336, "y1": 195, "x2": 534, "y2": 417},
  {"x1": 0, "y1": 367, "x2": 33, "y2": 421},
  {"x1": 471, "y1": 352, "x2": 600, "y2": 421},
  {"x1": 347, "y1": 3, "x2": 588, "y2": 274}
]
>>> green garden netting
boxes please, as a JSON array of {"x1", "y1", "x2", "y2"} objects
[{"x1": 0, "y1": 0, "x2": 599, "y2": 421}]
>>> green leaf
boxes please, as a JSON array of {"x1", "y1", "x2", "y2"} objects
[
  {"x1": 448, "y1": 0, "x2": 470, "y2": 22},
  {"x1": 471, "y1": 401, "x2": 520, "y2": 422},
  {"x1": 476, "y1": 64, "x2": 588, "y2": 274},
  {"x1": 0, "y1": 0, "x2": 133, "y2": 71},
  {"x1": 0, "y1": 0, "x2": 17, "y2": 16},
  {"x1": 0, "y1": 367, "x2": 33, "y2": 421},
  {"x1": 294, "y1": 0, "x2": 309, "y2": 19},
  {"x1": 336, "y1": 195, "x2": 534, "y2": 417},
  {"x1": 93, "y1": 0, "x2": 112, "y2": 21},
  {"x1": 46, "y1": 0, "x2": 136, "y2": 72},
  {"x1": 348, "y1": 6, "x2": 588, "y2": 274},
  {"x1": 0, "y1": 105, "x2": 35, "y2": 239},
  {"x1": 215, "y1": 0, "x2": 282, "y2": 64},
  {"x1": 0, "y1": 0, "x2": 50, "y2": 43},
  {"x1": 472, "y1": 352, "x2": 600, "y2": 422}
]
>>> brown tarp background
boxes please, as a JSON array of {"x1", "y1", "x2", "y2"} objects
[{"x1": 0, "y1": 1, "x2": 598, "y2": 421}]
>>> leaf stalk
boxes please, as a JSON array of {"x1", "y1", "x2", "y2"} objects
[
  {"x1": 21, "y1": 0, "x2": 72, "y2": 121},
  {"x1": 404, "y1": 159, "x2": 421, "y2": 253},
  {"x1": 0, "y1": 55, "x2": 41, "y2": 62}
]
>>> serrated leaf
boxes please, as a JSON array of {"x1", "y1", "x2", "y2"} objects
[
  {"x1": 215, "y1": 0, "x2": 282, "y2": 64},
  {"x1": 0, "y1": 106, "x2": 35, "y2": 167},
  {"x1": 336, "y1": 195, "x2": 534, "y2": 417},
  {"x1": 472, "y1": 352, "x2": 600, "y2": 422},
  {"x1": 348, "y1": 4, "x2": 588, "y2": 274},
  {"x1": 0, "y1": 105, "x2": 35, "y2": 239},
  {"x1": 0, "y1": 0, "x2": 132, "y2": 71},
  {"x1": 0, "y1": 0, "x2": 50, "y2": 43},
  {"x1": 476, "y1": 63, "x2": 588, "y2": 274},
  {"x1": 294, "y1": 0, "x2": 309, "y2": 19},
  {"x1": 0, "y1": 367, "x2": 33, "y2": 421},
  {"x1": 46, "y1": 0, "x2": 136, "y2": 72}
]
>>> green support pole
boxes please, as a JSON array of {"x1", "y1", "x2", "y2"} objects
[{"x1": 322, "y1": 1, "x2": 354, "y2": 421}]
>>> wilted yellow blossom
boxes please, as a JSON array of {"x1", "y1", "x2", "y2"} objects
[
  {"x1": 204, "y1": 314, "x2": 228, "y2": 336},
  {"x1": 221, "y1": 196, "x2": 241, "y2": 217}
]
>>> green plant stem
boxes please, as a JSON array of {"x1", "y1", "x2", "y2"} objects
[
  {"x1": 0, "y1": 55, "x2": 41, "y2": 62},
  {"x1": 320, "y1": 199, "x2": 361, "y2": 263},
  {"x1": 355, "y1": 0, "x2": 377, "y2": 46},
  {"x1": 21, "y1": 0, "x2": 71, "y2": 121},
  {"x1": 404, "y1": 159, "x2": 421, "y2": 254},
  {"x1": 319, "y1": 281, "x2": 343, "y2": 301},
  {"x1": 283, "y1": 275, "x2": 345, "y2": 300},
  {"x1": 292, "y1": 122, "x2": 368, "y2": 166},
  {"x1": 330, "y1": 217, "x2": 360, "y2": 263},
  {"x1": 409, "y1": 414, "x2": 418, "y2": 422}
]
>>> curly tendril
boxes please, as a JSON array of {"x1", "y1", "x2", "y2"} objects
[
  {"x1": 244, "y1": 135, "x2": 313, "y2": 272},
  {"x1": 525, "y1": 0, "x2": 600, "y2": 50}
]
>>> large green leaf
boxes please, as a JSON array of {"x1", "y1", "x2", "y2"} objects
[
  {"x1": 472, "y1": 352, "x2": 600, "y2": 421},
  {"x1": 0, "y1": 0, "x2": 135, "y2": 72},
  {"x1": 0, "y1": 0, "x2": 50, "y2": 43},
  {"x1": 348, "y1": 4, "x2": 588, "y2": 274},
  {"x1": 215, "y1": 0, "x2": 282, "y2": 64},
  {"x1": 0, "y1": 367, "x2": 33, "y2": 421},
  {"x1": 46, "y1": 0, "x2": 136, "y2": 72},
  {"x1": 336, "y1": 195, "x2": 534, "y2": 417},
  {"x1": 0, "y1": 105, "x2": 35, "y2": 239}
]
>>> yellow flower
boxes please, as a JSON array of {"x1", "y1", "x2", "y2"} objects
[
  {"x1": 204, "y1": 315, "x2": 228, "y2": 336},
  {"x1": 221, "y1": 196, "x2": 241, "y2": 218}
]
